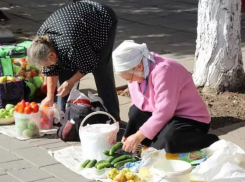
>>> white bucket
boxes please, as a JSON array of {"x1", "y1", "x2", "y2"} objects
[
  {"x1": 151, "y1": 160, "x2": 192, "y2": 182},
  {"x1": 79, "y1": 111, "x2": 119, "y2": 160}
]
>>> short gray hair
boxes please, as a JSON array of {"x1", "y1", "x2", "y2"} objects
[{"x1": 27, "y1": 35, "x2": 54, "y2": 65}]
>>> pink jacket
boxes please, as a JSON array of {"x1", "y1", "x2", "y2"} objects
[{"x1": 128, "y1": 53, "x2": 211, "y2": 140}]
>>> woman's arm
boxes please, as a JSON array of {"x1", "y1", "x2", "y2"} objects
[
  {"x1": 47, "y1": 76, "x2": 59, "y2": 99},
  {"x1": 56, "y1": 71, "x2": 84, "y2": 97}
]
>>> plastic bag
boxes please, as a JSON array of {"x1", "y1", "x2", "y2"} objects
[
  {"x1": 80, "y1": 121, "x2": 119, "y2": 160},
  {"x1": 140, "y1": 147, "x2": 166, "y2": 168},
  {"x1": 191, "y1": 139, "x2": 245, "y2": 182}
]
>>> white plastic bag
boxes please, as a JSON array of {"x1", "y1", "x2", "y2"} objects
[
  {"x1": 79, "y1": 111, "x2": 119, "y2": 161},
  {"x1": 191, "y1": 139, "x2": 245, "y2": 182},
  {"x1": 140, "y1": 147, "x2": 166, "y2": 168}
]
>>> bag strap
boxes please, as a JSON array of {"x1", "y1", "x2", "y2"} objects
[{"x1": 79, "y1": 111, "x2": 117, "y2": 128}]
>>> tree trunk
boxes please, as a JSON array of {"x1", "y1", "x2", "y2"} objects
[{"x1": 192, "y1": 0, "x2": 245, "y2": 92}]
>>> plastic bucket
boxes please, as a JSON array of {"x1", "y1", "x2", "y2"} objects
[
  {"x1": 14, "y1": 111, "x2": 40, "y2": 139},
  {"x1": 79, "y1": 111, "x2": 118, "y2": 160},
  {"x1": 40, "y1": 106, "x2": 54, "y2": 130},
  {"x1": 151, "y1": 160, "x2": 192, "y2": 182}
]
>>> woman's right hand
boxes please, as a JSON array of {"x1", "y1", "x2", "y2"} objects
[{"x1": 41, "y1": 96, "x2": 54, "y2": 108}]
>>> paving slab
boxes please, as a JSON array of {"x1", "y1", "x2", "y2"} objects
[
  {"x1": 217, "y1": 123, "x2": 245, "y2": 140},
  {"x1": 119, "y1": 103, "x2": 131, "y2": 122},
  {"x1": 13, "y1": 147, "x2": 59, "y2": 168},
  {"x1": 39, "y1": 141, "x2": 70, "y2": 151},
  {"x1": 36, "y1": 178, "x2": 62, "y2": 182},
  {"x1": 29, "y1": 138, "x2": 63, "y2": 147},
  {"x1": 0, "y1": 148, "x2": 21, "y2": 164},
  {"x1": 42, "y1": 164, "x2": 91, "y2": 182},
  {"x1": 0, "y1": 160, "x2": 35, "y2": 171},
  {"x1": 0, "y1": 169, "x2": 6, "y2": 176},
  {"x1": 0, "y1": 138, "x2": 34, "y2": 151},
  {"x1": 0, "y1": 174, "x2": 20, "y2": 182},
  {"x1": 219, "y1": 133, "x2": 245, "y2": 150},
  {"x1": 0, "y1": 134, "x2": 13, "y2": 141},
  {"x1": 118, "y1": 95, "x2": 131, "y2": 105},
  {"x1": 7, "y1": 168, "x2": 53, "y2": 182}
]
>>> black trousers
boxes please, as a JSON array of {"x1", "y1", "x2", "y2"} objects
[
  {"x1": 57, "y1": 5, "x2": 120, "y2": 121},
  {"x1": 124, "y1": 105, "x2": 219, "y2": 154}
]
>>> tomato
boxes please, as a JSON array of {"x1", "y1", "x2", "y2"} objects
[
  {"x1": 20, "y1": 100, "x2": 25, "y2": 107},
  {"x1": 42, "y1": 104, "x2": 50, "y2": 109},
  {"x1": 25, "y1": 102, "x2": 30, "y2": 106},
  {"x1": 24, "y1": 106, "x2": 32, "y2": 114},
  {"x1": 18, "y1": 105, "x2": 24, "y2": 113},
  {"x1": 14, "y1": 105, "x2": 18, "y2": 112},
  {"x1": 30, "y1": 103, "x2": 39, "y2": 113}
]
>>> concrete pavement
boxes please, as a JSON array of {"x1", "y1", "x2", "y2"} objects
[{"x1": 0, "y1": 0, "x2": 245, "y2": 181}]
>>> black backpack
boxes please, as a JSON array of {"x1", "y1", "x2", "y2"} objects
[{"x1": 57, "y1": 101, "x2": 110, "y2": 141}]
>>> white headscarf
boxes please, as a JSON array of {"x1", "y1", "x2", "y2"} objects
[{"x1": 112, "y1": 40, "x2": 155, "y2": 78}]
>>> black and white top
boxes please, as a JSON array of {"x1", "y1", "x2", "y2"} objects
[{"x1": 38, "y1": 0, "x2": 113, "y2": 76}]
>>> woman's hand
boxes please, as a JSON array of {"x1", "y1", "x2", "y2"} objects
[
  {"x1": 122, "y1": 131, "x2": 146, "y2": 153},
  {"x1": 56, "y1": 80, "x2": 73, "y2": 97},
  {"x1": 41, "y1": 96, "x2": 54, "y2": 108}
]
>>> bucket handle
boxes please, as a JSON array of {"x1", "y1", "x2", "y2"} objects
[{"x1": 79, "y1": 111, "x2": 117, "y2": 129}]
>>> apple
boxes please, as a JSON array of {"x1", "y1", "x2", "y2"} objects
[
  {"x1": 7, "y1": 76, "x2": 15, "y2": 82},
  {"x1": 5, "y1": 104, "x2": 14, "y2": 111},
  {"x1": 0, "y1": 76, "x2": 7, "y2": 83},
  {"x1": 0, "y1": 108, "x2": 6, "y2": 113},
  {"x1": 9, "y1": 108, "x2": 14, "y2": 117},
  {"x1": 4, "y1": 115, "x2": 11, "y2": 119},
  {"x1": 0, "y1": 111, "x2": 7, "y2": 118},
  {"x1": 41, "y1": 84, "x2": 47, "y2": 94}
]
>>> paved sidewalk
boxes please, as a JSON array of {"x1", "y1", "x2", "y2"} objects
[{"x1": 0, "y1": 0, "x2": 245, "y2": 181}]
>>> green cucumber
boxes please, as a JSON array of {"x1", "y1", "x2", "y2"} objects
[
  {"x1": 95, "y1": 160, "x2": 106, "y2": 168},
  {"x1": 81, "y1": 160, "x2": 90, "y2": 168},
  {"x1": 114, "y1": 158, "x2": 138, "y2": 168},
  {"x1": 97, "y1": 161, "x2": 111, "y2": 170},
  {"x1": 111, "y1": 155, "x2": 132, "y2": 165},
  {"x1": 109, "y1": 142, "x2": 123, "y2": 155},
  {"x1": 85, "y1": 159, "x2": 97, "y2": 168},
  {"x1": 103, "y1": 150, "x2": 110, "y2": 156},
  {"x1": 107, "y1": 156, "x2": 117, "y2": 163}
]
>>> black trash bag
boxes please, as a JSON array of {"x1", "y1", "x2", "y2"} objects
[{"x1": 0, "y1": 79, "x2": 30, "y2": 109}]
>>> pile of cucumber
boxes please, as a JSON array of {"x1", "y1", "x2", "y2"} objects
[{"x1": 81, "y1": 142, "x2": 138, "y2": 170}]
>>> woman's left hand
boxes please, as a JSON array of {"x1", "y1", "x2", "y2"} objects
[
  {"x1": 122, "y1": 131, "x2": 146, "y2": 153},
  {"x1": 56, "y1": 80, "x2": 73, "y2": 97}
]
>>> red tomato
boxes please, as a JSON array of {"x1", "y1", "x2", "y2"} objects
[
  {"x1": 24, "y1": 106, "x2": 32, "y2": 114},
  {"x1": 18, "y1": 105, "x2": 24, "y2": 113},
  {"x1": 20, "y1": 100, "x2": 25, "y2": 107},
  {"x1": 30, "y1": 103, "x2": 39, "y2": 113},
  {"x1": 25, "y1": 102, "x2": 30, "y2": 106},
  {"x1": 14, "y1": 105, "x2": 18, "y2": 112}
]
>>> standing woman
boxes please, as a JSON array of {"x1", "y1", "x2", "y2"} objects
[{"x1": 27, "y1": 0, "x2": 120, "y2": 120}]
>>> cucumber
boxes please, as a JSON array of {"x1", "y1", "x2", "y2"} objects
[
  {"x1": 85, "y1": 159, "x2": 97, "y2": 168},
  {"x1": 103, "y1": 150, "x2": 110, "y2": 156},
  {"x1": 81, "y1": 160, "x2": 90, "y2": 168},
  {"x1": 114, "y1": 158, "x2": 138, "y2": 168},
  {"x1": 111, "y1": 155, "x2": 132, "y2": 165},
  {"x1": 109, "y1": 142, "x2": 123, "y2": 155},
  {"x1": 95, "y1": 160, "x2": 106, "y2": 168},
  {"x1": 97, "y1": 161, "x2": 111, "y2": 170},
  {"x1": 107, "y1": 156, "x2": 117, "y2": 163}
]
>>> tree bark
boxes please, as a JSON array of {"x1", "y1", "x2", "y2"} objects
[{"x1": 193, "y1": 0, "x2": 245, "y2": 92}]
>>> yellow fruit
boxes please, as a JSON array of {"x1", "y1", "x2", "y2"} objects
[
  {"x1": 107, "y1": 168, "x2": 119, "y2": 180},
  {"x1": 125, "y1": 172, "x2": 134, "y2": 180},
  {"x1": 113, "y1": 173, "x2": 125, "y2": 182}
]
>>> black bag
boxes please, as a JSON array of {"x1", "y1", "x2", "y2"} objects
[
  {"x1": 0, "y1": 80, "x2": 30, "y2": 109},
  {"x1": 57, "y1": 101, "x2": 110, "y2": 141}
]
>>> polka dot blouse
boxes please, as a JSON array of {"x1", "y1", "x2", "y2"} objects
[{"x1": 38, "y1": 0, "x2": 113, "y2": 76}]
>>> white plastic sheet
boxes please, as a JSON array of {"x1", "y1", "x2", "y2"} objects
[{"x1": 191, "y1": 139, "x2": 245, "y2": 182}]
